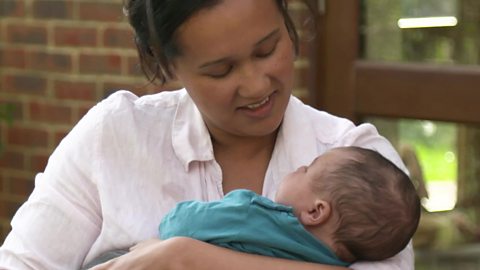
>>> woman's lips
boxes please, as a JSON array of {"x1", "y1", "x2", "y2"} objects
[
  {"x1": 238, "y1": 93, "x2": 275, "y2": 118},
  {"x1": 246, "y1": 96, "x2": 270, "y2": 109}
]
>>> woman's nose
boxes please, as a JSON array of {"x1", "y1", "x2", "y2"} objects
[{"x1": 237, "y1": 62, "x2": 271, "y2": 98}]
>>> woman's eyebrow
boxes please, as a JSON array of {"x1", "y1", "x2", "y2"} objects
[
  {"x1": 255, "y1": 28, "x2": 280, "y2": 46},
  {"x1": 198, "y1": 28, "x2": 281, "y2": 69},
  {"x1": 198, "y1": 57, "x2": 231, "y2": 69}
]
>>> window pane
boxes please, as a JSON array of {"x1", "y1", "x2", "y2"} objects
[
  {"x1": 367, "y1": 118, "x2": 458, "y2": 212},
  {"x1": 361, "y1": 0, "x2": 480, "y2": 65},
  {"x1": 366, "y1": 117, "x2": 480, "y2": 268}
]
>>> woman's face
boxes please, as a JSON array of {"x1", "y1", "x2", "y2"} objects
[{"x1": 171, "y1": 0, "x2": 295, "y2": 139}]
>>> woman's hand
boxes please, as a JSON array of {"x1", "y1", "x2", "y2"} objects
[
  {"x1": 89, "y1": 237, "x2": 347, "y2": 270},
  {"x1": 88, "y1": 238, "x2": 182, "y2": 270}
]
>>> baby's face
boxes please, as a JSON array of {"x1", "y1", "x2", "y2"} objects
[
  {"x1": 275, "y1": 157, "x2": 324, "y2": 214},
  {"x1": 274, "y1": 150, "x2": 343, "y2": 214}
]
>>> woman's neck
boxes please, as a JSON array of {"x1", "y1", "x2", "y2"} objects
[
  {"x1": 207, "y1": 119, "x2": 279, "y2": 158},
  {"x1": 208, "y1": 125, "x2": 279, "y2": 194},
  {"x1": 212, "y1": 132, "x2": 277, "y2": 158}
]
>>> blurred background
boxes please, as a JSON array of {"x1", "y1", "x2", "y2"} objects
[{"x1": 1, "y1": 0, "x2": 479, "y2": 269}]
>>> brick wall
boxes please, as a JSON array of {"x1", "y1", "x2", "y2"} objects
[{"x1": 0, "y1": 0, "x2": 315, "y2": 243}]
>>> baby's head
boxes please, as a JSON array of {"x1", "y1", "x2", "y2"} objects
[{"x1": 275, "y1": 146, "x2": 421, "y2": 262}]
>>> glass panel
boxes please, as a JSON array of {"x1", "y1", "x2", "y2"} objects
[
  {"x1": 361, "y1": 0, "x2": 480, "y2": 65},
  {"x1": 368, "y1": 118, "x2": 458, "y2": 212},
  {"x1": 366, "y1": 117, "x2": 480, "y2": 269}
]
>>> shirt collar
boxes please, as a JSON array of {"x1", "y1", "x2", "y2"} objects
[
  {"x1": 172, "y1": 90, "x2": 214, "y2": 171},
  {"x1": 171, "y1": 92, "x2": 318, "y2": 177},
  {"x1": 281, "y1": 96, "x2": 319, "y2": 168},
  {"x1": 264, "y1": 96, "x2": 318, "y2": 198}
]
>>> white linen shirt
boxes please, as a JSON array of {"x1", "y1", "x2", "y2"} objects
[{"x1": 0, "y1": 89, "x2": 413, "y2": 270}]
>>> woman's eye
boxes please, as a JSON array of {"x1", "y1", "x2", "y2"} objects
[
  {"x1": 205, "y1": 66, "x2": 233, "y2": 79},
  {"x1": 256, "y1": 42, "x2": 278, "y2": 58}
]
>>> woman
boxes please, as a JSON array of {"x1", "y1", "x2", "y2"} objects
[{"x1": 0, "y1": 0, "x2": 413, "y2": 269}]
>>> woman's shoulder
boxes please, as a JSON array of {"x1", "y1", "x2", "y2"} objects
[
  {"x1": 79, "y1": 89, "x2": 188, "y2": 130},
  {"x1": 63, "y1": 88, "x2": 189, "y2": 150},
  {"x1": 98, "y1": 89, "x2": 187, "y2": 113},
  {"x1": 287, "y1": 96, "x2": 358, "y2": 143},
  {"x1": 288, "y1": 96, "x2": 394, "y2": 148}
]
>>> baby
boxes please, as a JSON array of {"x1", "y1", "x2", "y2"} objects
[{"x1": 83, "y1": 146, "x2": 421, "y2": 268}]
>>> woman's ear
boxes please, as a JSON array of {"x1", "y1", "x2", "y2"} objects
[{"x1": 299, "y1": 199, "x2": 331, "y2": 226}]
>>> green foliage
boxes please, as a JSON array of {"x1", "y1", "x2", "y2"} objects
[
  {"x1": 398, "y1": 120, "x2": 457, "y2": 182},
  {"x1": 0, "y1": 103, "x2": 14, "y2": 152},
  {"x1": 415, "y1": 144, "x2": 457, "y2": 182},
  {"x1": 0, "y1": 104, "x2": 14, "y2": 125}
]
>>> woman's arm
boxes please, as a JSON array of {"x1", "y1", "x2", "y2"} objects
[
  {"x1": 0, "y1": 102, "x2": 106, "y2": 270},
  {"x1": 350, "y1": 242, "x2": 414, "y2": 270},
  {"x1": 90, "y1": 238, "x2": 349, "y2": 270}
]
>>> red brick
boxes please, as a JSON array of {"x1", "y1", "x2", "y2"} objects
[
  {"x1": 127, "y1": 56, "x2": 143, "y2": 76},
  {"x1": 103, "y1": 81, "x2": 141, "y2": 95},
  {"x1": 5, "y1": 24, "x2": 47, "y2": 45},
  {"x1": 0, "y1": 101, "x2": 23, "y2": 121},
  {"x1": 30, "y1": 153, "x2": 49, "y2": 172},
  {"x1": 9, "y1": 176, "x2": 34, "y2": 196},
  {"x1": 0, "y1": 199, "x2": 24, "y2": 218},
  {"x1": 0, "y1": 200, "x2": 7, "y2": 217},
  {"x1": 32, "y1": 0, "x2": 73, "y2": 19},
  {"x1": 76, "y1": 105, "x2": 93, "y2": 121},
  {"x1": 7, "y1": 126, "x2": 48, "y2": 148},
  {"x1": 0, "y1": 222, "x2": 12, "y2": 244},
  {"x1": 0, "y1": 47, "x2": 27, "y2": 69},
  {"x1": 29, "y1": 102, "x2": 73, "y2": 125},
  {"x1": 54, "y1": 80, "x2": 96, "y2": 101},
  {"x1": 0, "y1": 174, "x2": 5, "y2": 193},
  {"x1": 1, "y1": 74, "x2": 47, "y2": 96},
  {"x1": 0, "y1": 151, "x2": 24, "y2": 170},
  {"x1": 53, "y1": 130, "x2": 69, "y2": 146},
  {"x1": 103, "y1": 27, "x2": 134, "y2": 48},
  {"x1": 109, "y1": 80, "x2": 168, "y2": 97},
  {"x1": 78, "y1": 2, "x2": 124, "y2": 22},
  {"x1": 0, "y1": 102, "x2": 17, "y2": 124},
  {"x1": 29, "y1": 51, "x2": 73, "y2": 73},
  {"x1": 54, "y1": 25, "x2": 97, "y2": 47},
  {"x1": 79, "y1": 53, "x2": 122, "y2": 75},
  {"x1": 0, "y1": 0, "x2": 25, "y2": 17}
]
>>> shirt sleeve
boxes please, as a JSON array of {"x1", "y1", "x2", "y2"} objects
[
  {"x1": 0, "y1": 102, "x2": 105, "y2": 270},
  {"x1": 350, "y1": 242, "x2": 414, "y2": 270},
  {"x1": 335, "y1": 123, "x2": 414, "y2": 270}
]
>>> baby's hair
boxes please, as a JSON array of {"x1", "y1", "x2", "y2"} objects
[{"x1": 313, "y1": 146, "x2": 421, "y2": 262}]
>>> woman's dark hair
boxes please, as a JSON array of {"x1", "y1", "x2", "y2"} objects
[{"x1": 124, "y1": 0, "x2": 314, "y2": 85}]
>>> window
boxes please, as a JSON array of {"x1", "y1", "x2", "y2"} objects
[{"x1": 312, "y1": 1, "x2": 480, "y2": 267}]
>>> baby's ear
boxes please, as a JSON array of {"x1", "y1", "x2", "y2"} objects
[{"x1": 299, "y1": 199, "x2": 331, "y2": 226}]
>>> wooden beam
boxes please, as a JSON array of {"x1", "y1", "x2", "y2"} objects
[
  {"x1": 313, "y1": 0, "x2": 360, "y2": 123},
  {"x1": 355, "y1": 61, "x2": 480, "y2": 125}
]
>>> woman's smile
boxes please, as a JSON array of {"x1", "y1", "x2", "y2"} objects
[{"x1": 238, "y1": 92, "x2": 277, "y2": 119}]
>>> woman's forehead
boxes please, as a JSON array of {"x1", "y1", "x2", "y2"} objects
[{"x1": 174, "y1": 0, "x2": 283, "y2": 61}]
